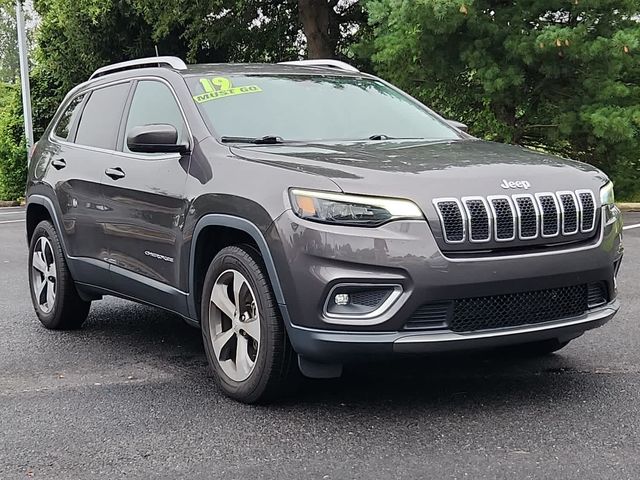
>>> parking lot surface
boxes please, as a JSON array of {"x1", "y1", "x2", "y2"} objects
[{"x1": 1, "y1": 208, "x2": 640, "y2": 479}]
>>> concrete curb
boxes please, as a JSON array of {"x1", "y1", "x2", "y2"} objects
[
  {"x1": 618, "y1": 203, "x2": 640, "y2": 212},
  {"x1": 0, "y1": 200, "x2": 20, "y2": 208}
]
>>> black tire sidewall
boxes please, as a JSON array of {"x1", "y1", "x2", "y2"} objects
[{"x1": 201, "y1": 246, "x2": 281, "y2": 402}]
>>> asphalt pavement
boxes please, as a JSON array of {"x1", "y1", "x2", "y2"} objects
[{"x1": 1, "y1": 207, "x2": 640, "y2": 479}]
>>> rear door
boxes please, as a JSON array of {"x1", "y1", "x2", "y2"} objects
[
  {"x1": 48, "y1": 82, "x2": 131, "y2": 266},
  {"x1": 101, "y1": 78, "x2": 191, "y2": 302}
]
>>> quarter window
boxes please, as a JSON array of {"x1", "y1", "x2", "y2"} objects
[
  {"x1": 53, "y1": 94, "x2": 85, "y2": 140},
  {"x1": 124, "y1": 80, "x2": 186, "y2": 153},
  {"x1": 75, "y1": 83, "x2": 130, "y2": 150}
]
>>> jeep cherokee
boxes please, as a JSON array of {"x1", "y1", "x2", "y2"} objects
[{"x1": 25, "y1": 57, "x2": 623, "y2": 403}]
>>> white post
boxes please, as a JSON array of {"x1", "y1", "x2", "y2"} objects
[{"x1": 15, "y1": 0, "x2": 34, "y2": 157}]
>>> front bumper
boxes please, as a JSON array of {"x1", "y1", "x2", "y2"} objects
[
  {"x1": 268, "y1": 207, "x2": 623, "y2": 363},
  {"x1": 287, "y1": 300, "x2": 618, "y2": 362}
]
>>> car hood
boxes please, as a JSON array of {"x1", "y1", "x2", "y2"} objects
[{"x1": 229, "y1": 139, "x2": 607, "y2": 200}]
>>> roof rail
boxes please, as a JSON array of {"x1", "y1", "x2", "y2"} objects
[
  {"x1": 89, "y1": 56, "x2": 188, "y2": 80},
  {"x1": 278, "y1": 59, "x2": 359, "y2": 73}
]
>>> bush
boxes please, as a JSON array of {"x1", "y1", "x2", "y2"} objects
[{"x1": 0, "y1": 82, "x2": 27, "y2": 201}]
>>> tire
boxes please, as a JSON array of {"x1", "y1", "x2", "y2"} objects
[
  {"x1": 201, "y1": 245, "x2": 297, "y2": 403},
  {"x1": 503, "y1": 338, "x2": 571, "y2": 357},
  {"x1": 28, "y1": 220, "x2": 91, "y2": 329}
]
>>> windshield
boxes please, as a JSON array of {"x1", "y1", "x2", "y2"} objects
[{"x1": 186, "y1": 74, "x2": 460, "y2": 142}]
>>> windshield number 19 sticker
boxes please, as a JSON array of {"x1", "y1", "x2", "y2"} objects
[{"x1": 193, "y1": 77, "x2": 262, "y2": 103}]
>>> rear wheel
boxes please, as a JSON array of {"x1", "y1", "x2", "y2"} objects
[
  {"x1": 28, "y1": 220, "x2": 91, "y2": 329},
  {"x1": 201, "y1": 245, "x2": 297, "y2": 403}
]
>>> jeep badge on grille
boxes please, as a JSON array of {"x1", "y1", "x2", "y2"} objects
[{"x1": 500, "y1": 179, "x2": 531, "y2": 189}]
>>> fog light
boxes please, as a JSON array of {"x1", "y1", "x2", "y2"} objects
[{"x1": 334, "y1": 293, "x2": 350, "y2": 306}]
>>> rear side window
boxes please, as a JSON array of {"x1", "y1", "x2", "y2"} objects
[
  {"x1": 53, "y1": 94, "x2": 85, "y2": 140},
  {"x1": 75, "y1": 82, "x2": 130, "y2": 150},
  {"x1": 123, "y1": 80, "x2": 187, "y2": 153}
]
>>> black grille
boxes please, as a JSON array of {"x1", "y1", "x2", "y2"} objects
[
  {"x1": 578, "y1": 192, "x2": 595, "y2": 231},
  {"x1": 404, "y1": 302, "x2": 449, "y2": 330},
  {"x1": 491, "y1": 198, "x2": 514, "y2": 240},
  {"x1": 515, "y1": 196, "x2": 537, "y2": 238},
  {"x1": 538, "y1": 195, "x2": 559, "y2": 236},
  {"x1": 350, "y1": 290, "x2": 391, "y2": 308},
  {"x1": 587, "y1": 282, "x2": 608, "y2": 307},
  {"x1": 559, "y1": 193, "x2": 578, "y2": 234},
  {"x1": 465, "y1": 199, "x2": 490, "y2": 241},
  {"x1": 449, "y1": 285, "x2": 588, "y2": 332},
  {"x1": 436, "y1": 201, "x2": 464, "y2": 242}
]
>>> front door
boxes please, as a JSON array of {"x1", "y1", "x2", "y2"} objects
[{"x1": 101, "y1": 79, "x2": 191, "y2": 305}]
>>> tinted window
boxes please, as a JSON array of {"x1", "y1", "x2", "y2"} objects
[
  {"x1": 124, "y1": 80, "x2": 186, "y2": 153},
  {"x1": 53, "y1": 94, "x2": 85, "y2": 140},
  {"x1": 75, "y1": 83, "x2": 130, "y2": 150},
  {"x1": 187, "y1": 75, "x2": 459, "y2": 142}
]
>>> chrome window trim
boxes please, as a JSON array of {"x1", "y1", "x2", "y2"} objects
[
  {"x1": 322, "y1": 283, "x2": 404, "y2": 326},
  {"x1": 461, "y1": 196, "x2": 491, "y2": 243},
  {"x1": 433, "y1": 198, "x2": 467, "y2": 244},
  {"x1": 557, "y1": 190, "x2": 579, "y2": 235},
  {"x1": 487, "y1": 195, "x2": 516, "y2": 242},
  {"x1": 48, "y1": 76, "x2": 194, "y2": 159},
  {"x1": 576, "y1": 189, "x2": 596, "y2": 233},
  {"x1": 535, "y1": 192, "x2": 560, "y2": 238},
  {"x1": 512, "y1": 193, "x2": 539, "y2": 240}
]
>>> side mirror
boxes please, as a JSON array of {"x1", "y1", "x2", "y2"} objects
[
  {"x1": 127, "y1": 124, "x2": 189, "y2": 154},
  {"x1": 446, "y1": 119, "x2": 469, "y2": 133}
]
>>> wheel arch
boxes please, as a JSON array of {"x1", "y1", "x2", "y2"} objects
[{"x1": 188, "y1": 214, "x2": 288, "y2": 322}]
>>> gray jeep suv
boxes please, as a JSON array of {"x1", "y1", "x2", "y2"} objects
[{"x1": 26, "y1": 57, "x2": 623, "y2": 403}]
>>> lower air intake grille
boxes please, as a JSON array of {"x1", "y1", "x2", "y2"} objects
[
  {"x1": 449, "y1": 285, "x2": 588, "y2": 332},
  {"x1": 404, "y1": 302, "x2": 449, "y2": 330},
  {"x1": 587, "y1": 282, "x2": 608, "y2": 307}
]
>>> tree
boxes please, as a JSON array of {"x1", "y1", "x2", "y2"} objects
[
  {"x1": 364, "y1": 0, "x2": 640, "y2": 198},
  {"x1": 0, "y1": 83, "x2": 26, "y2": 200},
  {"x1": 298, "y1": 0, "x2": 369, "y2": 59},
  {"x1": 0, "y1": 3, "x2": 19, "y2": 83}
]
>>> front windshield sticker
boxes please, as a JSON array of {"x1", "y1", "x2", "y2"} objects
[{"x1": 193, "y1": 77, "x2": 262, "y2": 103}]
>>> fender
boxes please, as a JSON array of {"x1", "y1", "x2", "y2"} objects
[
  {"x1": 187, "y1": 214, "x2": 290, "y2": 323},
  {"x1": 26, "y1": 194, "x2": 77, "y2": 278}
]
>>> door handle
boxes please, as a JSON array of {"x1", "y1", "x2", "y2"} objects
[
  {"x1": 105, "y1": 167, "x2": 126, "y2": 180},
  {"x1": 51, "y1": 159, "x2": 66, "y2": 170}
]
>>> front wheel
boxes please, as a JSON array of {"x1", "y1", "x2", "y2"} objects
[{"x1": 201, "y1": 245, "x2": 297, "y2": 403}]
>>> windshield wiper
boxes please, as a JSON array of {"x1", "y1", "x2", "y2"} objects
[
  {"x1": 221, "y1": 135, "x2": 285, "y2": 144},
  {"x1": 367, "y1": 134, "x2": 427, "y2": 141}
]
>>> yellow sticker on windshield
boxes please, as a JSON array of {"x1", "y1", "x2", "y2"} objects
[{"x1": 193, "y1": 77, "x2": 262, "y2": 103}]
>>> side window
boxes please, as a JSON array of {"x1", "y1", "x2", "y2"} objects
[
  {"x1": 53, "y1": 94, "x2": 85, "y2": 140},
  {"x1": 124, "y1": 80, "x2": 186, "y2": 153},
  {"x1": 75, "y1": 82, "x2": 130, "y2": 150}
]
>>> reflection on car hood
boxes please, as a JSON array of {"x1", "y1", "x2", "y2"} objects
[{"x1": 229, "y1": 139, "x2": 607, "y2": 199}]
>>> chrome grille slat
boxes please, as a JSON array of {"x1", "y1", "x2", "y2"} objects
[
  {"x1": 462, "y1": 197, "x2": 490, "y2": 242},
  {"x1": 535, "y1": 193, "x2": 560, "y2": 237},
  {"x1": 576, "y1": 189, "x2": 596, "y2": 233},
  {"x1": 434, "y1": 189, "x2": 596, "y2": 245},
  {"x1": 488, "y1": 195, "x2": 516, "y2": 241},
  {"x1": 513, "y1": 194, "x2": 539, "y2": 239},
  {"x1": 433, "y1": 198, "x2": 466, "y2": 243},
  {"x1": 557, "y1": 191, "x2": 579, "y2": 235}
]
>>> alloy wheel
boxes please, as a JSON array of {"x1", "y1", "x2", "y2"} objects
[
  {"x1": 208, "y1": 269, "x2": 261, "y2": 382},
  {"x1": 32, "y1": 236, "x2": 57, "y2": 314}
]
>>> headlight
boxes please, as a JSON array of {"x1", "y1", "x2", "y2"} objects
[
  {"x1": 289, "y1": 189, "x2": 423, "y2": 226},
  {"x1": 600, "y1": 181, "x2": 615, "y2": 206}
]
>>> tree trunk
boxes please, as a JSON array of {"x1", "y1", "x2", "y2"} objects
[{"x1": 298, "y1": 0, "x2": 335, "y2": 59}]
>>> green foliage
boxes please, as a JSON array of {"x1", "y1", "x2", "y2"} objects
[
  {"x1": 0, "y1": 3, "x2": 19, "y2": 83},
  {"x1": 364, "y1": 0, "x2": 640, "y2": 199},
  {"x1": 0, "y1": 82, "x2": 26, "y2": 201}
]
